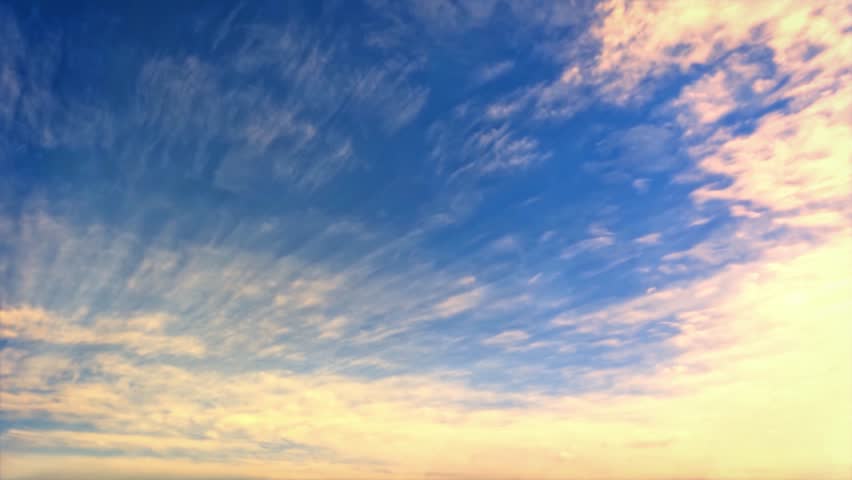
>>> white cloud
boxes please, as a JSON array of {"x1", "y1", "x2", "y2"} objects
[
  {"x1": 434, "y1": 288, "x2": 484, "y2": 318},
  {"x1": 485, "y1": 97, "x2": 527, "y2": 120},
  {"x1": 672, "y1": 69, "x2": 737, "y2": 126},
  {"x1": 343, "y1": 356, "x2": 397, "y2": 370},
  {"x1": 2, "y1": 208, "x2": 513, "y2": 366},
  {"x1": 0, "y1": 307, "x2": 206, "y2": 358},
  {"x1": 633, "y1": 233, "x2": 661, "y2": 245},
  {"x1": 430, "y1": 117, "x2": 553, "y2": 177},
  {"x1": 491, "y1": 234, "x2": 520, "y2": 252},
  {"x1": 474, "y1": 60, "x2": 514, "y2": 84},
  {"x1": 482, "y1": 329, "x2": 530, "y2": 346},
  {"x1": 318, "y1": 315, "x2": 350, "y2": 340},
  {"x1": 561, "y1": 224, "x2": 615, "y2": 260},
  {"x1": 484, "y1": 78, "x2": 594, "y2": 121},
  {"x1": 468, "y1": 124, "x2": 551, "y2": 174},
  {"x1": 631, "y1": 178, "x2": 650, "y2": 193}
]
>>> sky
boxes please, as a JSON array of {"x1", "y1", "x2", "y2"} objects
[{"x1": 0, "y1": 0, "x2": 850, "y2": 479}]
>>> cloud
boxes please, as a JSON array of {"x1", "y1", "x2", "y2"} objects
[
  {"x1": 276, "y1": 276, "x2": 345, "y2": 309},
  {"x1": 0, "y1": 205, "x2": 519, "y2": 375},
  {"x1": 349, "y1": 58, "x2": 431, "y2": 132},
  {"x1": 430, "y1": 119, "x2": 552, "y2": 177},
  {"x1": 485, "y1": 96, "x2": 527, "y2": 120},
  {"x1": 672, "y1": 68, "x2": 738, "y2": 126},
  {"x1": 474, "y1": 60, "x2": 514, "y2": 84},
  {"x1": 318, "y1": 316, "x2": 350, "y2": 340},
  {"x1": 585, "y1": 0, "x2": 786, "y2": 104},
  {"x1": 433, "y1": 288, "x2": 484, "y2": 318},
  {"x1": 690, "y1": 96, "x2": 851, "y2": 222},
  {"x1": 490, "y1": 234, "x2": 520, "y2": 252},
  {"x1": 631, "y1": 178, "x2": 650, "y2": 193},
  {"x1": 539, "y1": 230, "x2": 556, "y2": 242},
  {"x1": 633, "y1": 232, "x2": 661, "y2": 245},
  {"x1": 3, "y1": 429, "x2": 266, "y2": 458},
  {"x1": 482, "y1": 329, "x2": 530, "y2": 346},
  {"x1": 483, "y1": 77, "x2": 595, "y2": 122},
  {"x1": 4, "y1": 350, "x2": 573, "y2": 478},
  {"x1": 1, "y1": 8, "x2": 432, "y2": 193},
  {"x1": 6, "y1": 233, "x2": 851, "y2": 480},
  {"x1": 0, "y1": 307, "x2": 206, "y2": 357},
  {"x1": 647, "y1": 2, "x2": 852, "y2": 228},
  {"x1": 0, "y1": 6, "x2": 66, "y2": 149},
  {"x1": 538, "y1": 3, "x2": 852, "y2": 473},
  {"x1": 341, "y1": 356, "x2": 397, "y2": 371},
  {"x1": 597, "y1": 124, "x2": 683, "y2": 174},
  {"x1": 540, "y1": 0, "x2": 852, "y2": 132},
  {"x1": 3, "y1": 214, "x2": 851, "y2": 479},
  {"x1": 466, "y1": 124, "x2": 551, "y2": 174},
  {"x1": 560, "y1": 224, "x2": 615, "y2": 260}
]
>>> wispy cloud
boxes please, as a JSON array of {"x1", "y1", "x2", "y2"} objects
[
  {"x1": 633, "y1": 232, "x2": 661, "y2": 245},
  {"x1": 1, "y1": 308, "x2": 206, "y2": 357},
  {"x1": 482, "y1": 329, "x2": 529, "y2": 346},
  {"x1": 482, "y1": 77, "x2": 594, "y2": 121},
  {"x1": 317, "y1": 315, "x2": 350, "y2": 340},
  {"x1": 560, "y1": 224, "x2": 615, "y2": 260},
  {"x1": 434, "y1": 288, "x2": 484, "y2": 318},
  {"x1": 473, "y1": 60, "x2": 514, "y2": 85},
  {"x1": 431, "y1": 121, "x2": 551, "y2": 177}
]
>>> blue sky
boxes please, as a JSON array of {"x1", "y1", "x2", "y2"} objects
[{"x1": 1, "y1": 1, "x2": 850, "y2": 479}]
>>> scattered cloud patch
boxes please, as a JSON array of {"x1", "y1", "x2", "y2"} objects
[
  {"x1": 473, "y1": 60, "x2": 514, "y2": 85},
  {"x1": 482, "y1": 329, "x2": 530, "y2": 346},
  {"x1": 434, "y1": 288, "x2": 484, "y2": 318},
  {"x1": 634, "y1": 233, "x2": 661, "y2": 245}
]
